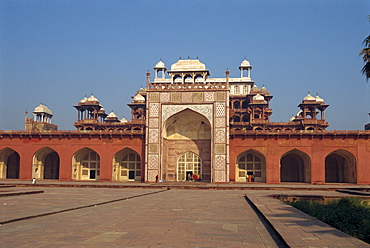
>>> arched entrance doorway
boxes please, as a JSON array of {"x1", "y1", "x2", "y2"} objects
[
  {"x1": 0, "y1": 148, "x2": 20, "y2": 179},
  {"x1": 113, "y1": 148, "x2": 141, "y2": 181},
  {"x1": 236, "y1": 150, "x2": 266, "y2": 182},
  {"x1": 33, "y1": 147, "x2": 59, "y2": 179},
  {"x1": 177, "y1": 151, "x2": 201, "y2": 181},
  {"x1": 280, "y1": 150, "x2": 311, "y2": 183},
  {"x1": 72, "y1": 148, "x2": 100, "y2": 180},
  {"x1": 163, "y1": 109, "x2": 211, "y2": 182},
  {"x1": 325, "y1": 150, "x2": 356, "y2": 183}
]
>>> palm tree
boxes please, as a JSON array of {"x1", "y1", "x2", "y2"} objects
[
  {"x1": 360, "y1": 16, "x2": 370, "y2": 81},
  {"x1": 360, "y1": 35, "x2": 370, "y2": 81}
]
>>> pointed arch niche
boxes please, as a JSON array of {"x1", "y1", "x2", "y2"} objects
[
  {"x1": 280, "y1": 149, "x2": 311, "y2": 183},
  {"x1": 113, "y1": 148, "x2": 141, "y2": 181},
  {"x1": 162, "y1": 109, "x2": 211, "y2": 182},
  {"x1": 0, "y1": 148, "x2": 20, "y2": 179},
  {"x1": 177, "y1": 151, "x2": 202, "y2": 181},
  {"x1": 236, "y1": 149, "x2": 266, "y2": 182},
  {"x1": 32, "y1": 147, "x2": 60, "y2": 180},
  {"x1": 72, "y1": 148, "x2": 100, "y2": 181},
  {"x1": 325, "y1": 149, "x2": 356, "y2": 183}
]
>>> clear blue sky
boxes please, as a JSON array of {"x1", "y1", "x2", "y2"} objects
[{"x1": 1, "y1": 0, "x2": 369, "y2": 130}]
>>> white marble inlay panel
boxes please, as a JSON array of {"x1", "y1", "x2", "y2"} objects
[
  {"x1": 149, "y1": 129, "x2": 159, "y2": 143},
  {"x1": 149, "y1": 103, "x2": 159, "y2": 117},
  {"x1": 162, "y1": 104, "x2": 213, "y2": 125}
]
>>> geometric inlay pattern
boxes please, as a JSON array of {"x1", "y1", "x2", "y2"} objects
[
  {"x1": 216, "y1": 92, "x2": 226, "y2": 101},
  {"x1": 149, "y1": 129, "x2": 159, "y2": 143},
  {"x1": 182, "y1": 92, "x2": 192, "y2": 102},
  {"x1": 192, "y1": 92, "x2": 203, "y2": 102},
  {"x1": 214, "y1": 170, "x2": 226, "y2": 182},
  {"x1": 149, "y1": 103, "x2": 159, "y2": 117},
  {"x1": 148, "y1": 144, "x2": 158, "y2": 153},
  {"x1": 215, "y1": 117, "x2": 225, "y2": 128},
  {"x1": 171, "y1": 92, "x2": 181, "y2": 102},
  {"x1": 160, "y1": 92, "x2": 170, "y2": 103},
  {"x1": 148, "y1": 169, "x2": 158, "y2": 182},
  {"x1": 148, "y1": 118, "x2": 159, "y2": 128},
  {"x1": 215, "y1": 129, "x2": 226, "y2": 143},
  {"x1": 216, "y1": 103, "x2": 225, "y2": 117},
  {"x1": 150, "y1": 92, "x2": 159, "y2": 102},
  {"x1": 215, "y1": 155, "x2": 226, "y2": 170},
  {"x1": 215, "y1": 144, "x2": 225, "y2": 154},
  {"x1": 204, "y1": 92, "x2": 214, "y2": 102},
  {"x1": 148, "y1": 154, "x2": 158, "y2": 169}
]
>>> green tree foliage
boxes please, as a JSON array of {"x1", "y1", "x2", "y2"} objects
[{"x1": 289, "y1": 197, "x2": 370, "y2": 244}]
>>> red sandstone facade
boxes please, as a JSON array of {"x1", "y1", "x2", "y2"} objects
[{"x1": 1, "y1": 58, "x2": 369, "y2": 184}]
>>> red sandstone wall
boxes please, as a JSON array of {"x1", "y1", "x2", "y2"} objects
[
  {"x1": 1, "y1": 134, "x2": 370, "y2": 184},
  {"x1": 0, "y1": 136, "x2": 145, "y2": 181},
  {"x1": 229, "y1": 136, "x2": 370, "y2": 184}
]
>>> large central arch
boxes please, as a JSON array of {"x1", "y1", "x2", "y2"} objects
[{"x1": 162, "y1": 109, "x2": 211, "y2": 182}]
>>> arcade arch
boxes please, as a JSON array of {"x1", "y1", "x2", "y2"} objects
[
  {"x1": 236, "y1": 150, "x2": 266, "y2": 182},
  {"x1": 32, "y1": 147, "x2": 59, "y2": 180},
  {"x1": 325, "y1": 149, "x2": 356, "y2": 183},
  {"x1": 113, "y1": 148, "x2": 141, "y2": 181},
  {"x1": 280, "y1": 149, "x2": 311, "y2": 183},
  {"x1": 72, "y1": 148, "x2": 100, "y2": 180},
  {"x1": 0, "y1": 148, "x2": 20, "y2": 179}
]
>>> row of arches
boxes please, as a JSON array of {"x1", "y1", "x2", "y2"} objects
[
  {"x1": 230, "y1": 100, "x2": 248, "y2": 109},
  {"x1": 236, "y1": 149, "x2": 356, "y2": 183},
  {"x1": 232, "y1": 127, "x2": 325, "y2": 132},
  {"x1": 80, "y1": 127, "x2": 143, "y2": 132},
  {"x1": 0, "y1": 147, "x2": 357, "y2": 183},
  {"x1": 231, "y1": 115, "x2": 250, "y2": 123},
  {"x1": 0, "y1": 147, "x2": 142, "y2": 181}
]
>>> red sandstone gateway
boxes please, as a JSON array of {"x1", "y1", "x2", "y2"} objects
[{"x1": 1, "y1": 58, "x2": 369, "y2": 184}]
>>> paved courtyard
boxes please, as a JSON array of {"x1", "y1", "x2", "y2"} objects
[{"x1": 0, "y1": 187, "x2": 285, "y2": 247}]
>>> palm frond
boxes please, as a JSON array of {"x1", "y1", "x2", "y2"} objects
[
  {"x1": 360, "y1": 48, "x2": 370, "y2": 62},
  {"x1": 361, "y1": 62, "x2": 370, "y2": 81},
  {"x1": 363, "y1": 35, "x2": 370, "y2": 47}
]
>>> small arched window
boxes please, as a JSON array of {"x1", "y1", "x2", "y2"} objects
[{"x1": 234, "y1": 101, "x2": 240, "y2": 109}]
